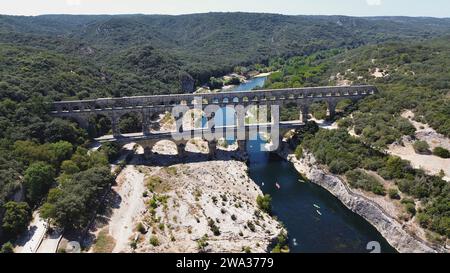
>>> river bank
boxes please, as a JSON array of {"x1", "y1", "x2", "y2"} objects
[{"x1": 280, "y1": 148, "x2": 447, "y2": 253}]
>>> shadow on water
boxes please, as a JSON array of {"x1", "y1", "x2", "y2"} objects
[{"x1": 246, "y1": 138, "x2": 396, "y2": 253}]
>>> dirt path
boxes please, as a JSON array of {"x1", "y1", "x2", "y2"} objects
[{"x1": 108, "y1": 165, "x2": 146, "y2": 253}]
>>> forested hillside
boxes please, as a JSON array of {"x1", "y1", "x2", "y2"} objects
[
  {"x1": 265, "y1": 37, "x2": 450, "y2": 242},
  {"x1": 1, "y1": 13, "x2": 450, "y2": 251}
]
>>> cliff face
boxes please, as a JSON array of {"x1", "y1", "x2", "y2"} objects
[{"x1": 284, "y1": 151, "x2": 445, "y2": 253}]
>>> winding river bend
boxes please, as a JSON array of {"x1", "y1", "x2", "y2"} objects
[{"x1": 229, "y1": 76, "x2": 396, "y2": 253}]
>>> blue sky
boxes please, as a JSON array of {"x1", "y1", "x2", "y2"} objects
[{"x1": 1, "y1": 0, "x2": 449, "y2": 18}]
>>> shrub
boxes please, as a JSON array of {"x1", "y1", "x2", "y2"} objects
[
  {"x1": 413, "y1": 141, "x2": 430, "y2": 154},
  {"x1": 149, "y1": 236, "x2": 160, "y2": 246},
  {"x1": 93, "y1": 229, "x2": 116, "y2": 253},
  {"x1": 329, "y1": 160, "x2": 351, "y2": 174},
  {"x1": 346, "y1": 170, "x2": 386, "y2": 195},
  {"x1": 0, "y1": 242, "x2": 14, "y2": 253},
  {"x1": 136, "y1": 222, "x2": 146, "y2": 234},
  {"x1": 256, "y1": 194, "x2": 272, "y2": 214},
  {"x1": 432, "y1": 147, "x2": 450, "y2": 158},
  {"x1": 247, "y1": 221, "x2": 256, "y2": 232},
  {"x1": 401, "y1": 199, "x2": 416, "y2": 216},
  {"x1": 388, "y1": 188, "x2": 400, "y2": 200},
  {"x1": 207, "y1": 218, "x2": 221, "y2": 236},
  {"x1": 197, "y1": 235, "x2": 209, "y2": 252},
  {"x1": 294, "y1": 146, "x2": 303, "y2": 159},
  {"x1": 242, "y1": 246, "x2": 251, "y2": 253}
]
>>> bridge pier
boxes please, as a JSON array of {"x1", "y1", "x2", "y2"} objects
[
  {"x1": 111, "y1": 116, "x2": 121, "y2": 138},
  {"x1": 326, "y1": 100, "x2": 337, "y2": 119},
  {"x1": 208, "y1": 140, "x2": 217, "y2": 159},
  {"x1": 237, "y1": 140, "x2": 247, "y2": 153},
  {"x1": 177, "y1": 143, "x2": 186, "y2": 158},
  {"x1": 144, "y1": 146, "x2": 153, "y2": 160},
  {"x1": 300, "y1": 105, "x2": 309, "y2": 123},
  {"x1": 142, "y1": 111, "x2": 151, "y2": 135}
]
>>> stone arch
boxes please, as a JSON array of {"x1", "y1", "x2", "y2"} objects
[
  {"x1": 87, "y1": 114, "x2": 112, "y2": 138},
  {"x1": 150, "y1": 111, "x2": 175, "y2": 132},
  {"x1": 183, "y1": 108, "x2": 207, "y2": 130},
  {"x1": 151, "y1": 140, "x2": 179, "y2": 156},
  {"x1": 59, "y1": 104, "x2": 70, "y2": 112},
  {"x1": 94, "y1": 103, "x2": 103, "y2": 111},
  {"x1": 215, "y1": 106, "x2": 237, "y2": 127},
  {"x1": 185, "y1": 138, "x2": 209, "y2": 155},
  {"x1": 244, "y1": 104, "x2": 269, "y2": 125},
  {"x1": 279, "y1": 102, "x2": 301, "y2": 122},
  {"x1": 309, "y1": 100, "x2": 328, "y2": 121},
  {"x1": 335, "y1": 98, "x2": 353, "y2": 113}
]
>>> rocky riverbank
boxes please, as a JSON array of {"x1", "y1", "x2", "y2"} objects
[
  {"x1": 280, "y1": 149, "x2": 446, "y2": 253},
  {"x1": 90, "y1": 140, "x2": 283, "y2": 253},
  {"x1": 131, "y1": 160, "x2": 283, "y2": 253}
]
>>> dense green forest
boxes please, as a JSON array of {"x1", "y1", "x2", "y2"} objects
[{"x1": 1, "y1": 13, "x2": 450, "y2": 250}]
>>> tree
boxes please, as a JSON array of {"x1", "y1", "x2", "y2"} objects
[
  {"x1": 256, "y1": 194, "x2": 272, "y2": 214},
  {"x1": 388, "y1": 188, "x2": 400, "y2": 200},
  {"x1": 48, "y1": 141, "x2": 73, "y2": 165},
  {"x1": 0, "y1": 242, "x2": 14, "y2": 253},
  {"x1": 60, "y1": 160, "x2": 80, "y2": 175},
  {"x1": 41, "y1": 167, "x2": 114, "y2": 229},
  {"x1": 23, "y1": 162, "x2": 55, "y2": 205},
  {"x1": 413, "y1": 141, "x2": 430, "y2": 154},
  {"x1": 2, "y1": 201, "x2": 31, "y2": 236}
]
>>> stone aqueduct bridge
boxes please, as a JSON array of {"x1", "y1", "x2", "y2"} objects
[{"x1": 51, "y1": 85, "x2": 377, "y2": 158}]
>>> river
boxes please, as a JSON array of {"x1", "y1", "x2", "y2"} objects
[{"x1": 224, "y1": 76, "x2": 396, "y2": 253}]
